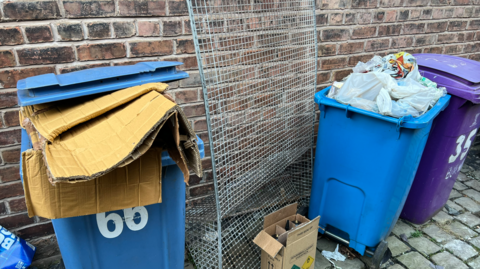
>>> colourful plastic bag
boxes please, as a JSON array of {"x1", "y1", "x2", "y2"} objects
[{"x1": 0, "y1": 225, "x2": 35, "y2": 269}]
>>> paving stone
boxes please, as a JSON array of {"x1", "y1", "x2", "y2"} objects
[
  {"x1": 444, "y1": 239, "x2": 478, "y2": 261},
  {"x1": 403, "y1": 220, "x2": 424, "y2": 229},
  {"x1": 463, "y1": 189, "x2": 480, "y2": 203},
  {"x1": 431, "y1": 251, "x2": 468, "y2": 269},
  {"x1": 461, "y1": 164, "x2": 473, "y2": 173},
  {"x1": 315, "y1": 249, "x2": 331, "y2": 269},
  {"x1": 387, "y1": 265, "x2": 405, "y2": 269},
  {"x1": 408, "y1": 237, "x2": 442, "y2": 256},
  {"x1": 392, "y1": 221, "x2": 416, "y2": 237},
  {"x1": 386, "y1": 236, "x2": 410, "y2": 257},
  {"x1": 422, "y1": 224, "x2": 455, "y2": 243},
  {"x1": 396, "y1": 252, "x2": 432, "y2": 269},
  {"x1": 317, "y1": 237, "x2": 336, "y2": 251},
  {"x1": 457, "y1": 172, "x2": 469, "y2": 182},
  {"x1": 445, "y1": 221, "x2": 478, "y2": 239},
  {"x1": 446, "y1": 200, "x2": 464, "y2": 212},
  {"x1": 453, "y1": 181, "x2": 468, "y2": 191},
  {"x1": 449, "y1": 189, "x2": 462, "y2": 199},
  {"x1": 464, "y1": 179, "x2": 480, "y2": 191},
  {"x1": 433, "y1": 211, "x2": 454, "y2": 225},
  {"x1": 468, "y1": 256, "x2": 480, "y2": 268},
  {"x1": 335, "y1": 257, "x2": 365, "y2": 269},
  {"x1": 454, "y1": 212, "x2": 480, "y2": 227},
  {"x1": 473, "y1": 170, "x2": 480, "y2": 180},
  {"x1": 468, "y1": 236, "x2": 480, "y2": 248},
  {"x1": 454, "y1": 197, "x2": 480, "y2": 213}
]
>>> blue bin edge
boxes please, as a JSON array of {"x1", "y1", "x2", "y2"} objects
[{"x1": 315, "y1": 86, "x2": 451, "y2": 129}]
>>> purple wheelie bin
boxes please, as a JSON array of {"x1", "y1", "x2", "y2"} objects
[{"x1": 400, "y1": 54, "x2": 480, "y2": 224}]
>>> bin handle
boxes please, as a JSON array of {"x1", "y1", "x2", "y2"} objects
[
  {"x1": 396, "y1": 116, "x2": 405, "y2": 140},
  {"x1": 345, "y1": 105, "x2": 352, "y2": 119}
]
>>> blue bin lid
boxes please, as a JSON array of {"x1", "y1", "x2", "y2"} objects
[
  {"x1": 17, "y1": 61, "x2": 188, "y2": 106},
  {"x1": 315, "y1": 86, "x2": 451, "y2": 129}
]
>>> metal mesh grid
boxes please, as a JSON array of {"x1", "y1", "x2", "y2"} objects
[{"x1": 185, "y1": 0, "x2": 317, "y2": 267}]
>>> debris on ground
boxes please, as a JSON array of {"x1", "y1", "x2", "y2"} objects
[
  {"x1": 444, "y1": 204, "x2": 461, "y2": 216},
  {"x1": 322, "y1": 244, "x2": 346, "y2": 268},
  {"x1": 339, "y1": 245, "x2": 360, "y2": 260},
  {"x1": 400, "y1": 233, "x2": 409, "y2": 242}
]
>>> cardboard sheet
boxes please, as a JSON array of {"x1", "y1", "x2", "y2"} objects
[
  {"x1": 22, "y1": 148, "x2": 163, "y2": 219},
  {"x1": 43, "y1": 90, "x2": 177, "y2": 181},
  {"x1": 21, "y1": 83, "x2": 169, "y2": 142}
]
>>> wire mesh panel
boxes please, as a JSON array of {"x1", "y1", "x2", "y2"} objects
[{"x1": 185, "y1": 0, "x2": 317, "y2": 267}]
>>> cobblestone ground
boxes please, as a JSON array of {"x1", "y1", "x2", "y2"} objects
[{"x1": 185, "y1": 146, "x2": 480, "y2": 269}]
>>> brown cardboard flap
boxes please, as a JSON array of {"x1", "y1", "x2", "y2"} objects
[
  {"x1": 43, "y1": 90, "x2": 177, "y2": 182},
  {"x1": 283, "y1": 229, "x2": 317, "y2": 269},
  {"x1": 286, "y1": 216, "x2": 320, "y2": 246},
  {"x1": 22, "y1": 148, "x2": 163, "y2": 219},
  {"x1": 264, "y1": 203, "x2": 298, "y2": 229},
  {"x1": 21, "y1": 83, "x2": 169, "y2": 142},
  {"x1": 253, "y1": 230, "x2": 284, "y2": 258}
]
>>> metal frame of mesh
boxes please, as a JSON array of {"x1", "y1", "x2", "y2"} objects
[{"x1": 185, "y1": 0, "x2": 318, "y2": 267}]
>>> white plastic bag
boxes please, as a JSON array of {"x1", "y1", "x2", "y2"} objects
[
  {"x1": 334, "y1": 73, "x2": 391, "y2": 105},
  {"x1": 390, "y1": 101, "x2": 420, "y2": 118},
  {"x1": 389, "y1": 78, "x2": 426, "y2": 99},
  {"x1": 352, "y1": 55, "x2": 383, "y2": 73},
  {"x1": 399, "y1": 87, "x2": 445, "y2": 113},
  {"x1": 376, "y1": 88, "x2": 392, "y2": 116}
]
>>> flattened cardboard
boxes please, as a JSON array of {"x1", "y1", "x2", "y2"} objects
[
  {"x1": 43, "y1": 90, "x2": 177, "y2": 181},
  {"x1": 21, "y1": 83, "x2": 169, "y2": 142},
  {"x1": 22, "y1": 82, "x2": 203, "y2": 183},
  {"x1": 22, "y1": 148, "x2": 162, "y2": 219}
]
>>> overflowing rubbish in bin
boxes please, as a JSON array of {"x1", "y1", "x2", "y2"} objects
[
  {"x1": 309, "y1": 83, "x2": 450, "y2": 268},
  {"x1": 18, "y1": 62, "x2": 204, "y2": 269},
  {"x1": 328, "y1": 52, "x2": 446, "y2": 118}
]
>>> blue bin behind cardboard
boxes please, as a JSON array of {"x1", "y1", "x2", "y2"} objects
[
  {"x1": 18, "y1": 62, "x2": 202, "y2": 269},
  {"x1": 308, "y1": 87, "x2": 450, "y2": 255}
]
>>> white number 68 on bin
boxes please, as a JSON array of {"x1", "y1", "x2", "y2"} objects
[{"x1": 96, "y1": 207, "x2": 149, "y2": 238}]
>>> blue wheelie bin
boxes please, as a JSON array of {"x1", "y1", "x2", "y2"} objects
[
  {"x1": 308, "y1": 87, "x2": 450, "y2": 266},
  {"x1": 18, "y1": 62, "x2": 204, "y2": 269}
]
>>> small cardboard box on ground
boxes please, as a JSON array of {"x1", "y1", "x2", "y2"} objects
[{"x1": 253, "y1": 203, "x2": 320, "y2": 269}]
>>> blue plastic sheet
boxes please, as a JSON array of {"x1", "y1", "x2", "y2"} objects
[{"x1": 0, "y1": 225, "x2": 35, "y2": 269}]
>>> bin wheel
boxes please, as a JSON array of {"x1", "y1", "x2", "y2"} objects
[{"x1": 371, "y1": 240, "x2": 389, "y2": 269}]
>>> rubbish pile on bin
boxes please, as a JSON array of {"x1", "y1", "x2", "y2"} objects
[
  {"x1": 20, "y1": 82, "x2": 203, "y2": 219},
  {"x1": 327, "y1": 52, "x2": 446, "y2": 118}
]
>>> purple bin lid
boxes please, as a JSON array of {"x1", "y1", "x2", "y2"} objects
[{"x1": 414, "y1": 53, "x2": 480, "y2": 103}]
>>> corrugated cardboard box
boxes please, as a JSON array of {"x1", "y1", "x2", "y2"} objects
[
  {"x1": 22, "y1": 148, "x2": 163, "y2": 219},
  {"x1": 253, "y1": 203, "x2": 320, "y2": 269},
  {"x1": 20, "y1": 83, "x2": 202, "y2": 183},
  {"x1": 20, "y1": 82, "x2": 203, "y2": 219}
]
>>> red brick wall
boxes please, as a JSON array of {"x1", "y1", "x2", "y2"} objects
[{"x1": 0, "y1": 0, "x2": 479, "y2": 258}]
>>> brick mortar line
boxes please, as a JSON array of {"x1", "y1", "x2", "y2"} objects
[
  {"x1": 10, "y1": 220, "x2": 52, "y2": 233},
  {"x1": 1, "y1": 34, "x2": 194, "y2": 50},
  {"x1": 0, "y1": 16, "x2": 191, "y2": 28}
]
